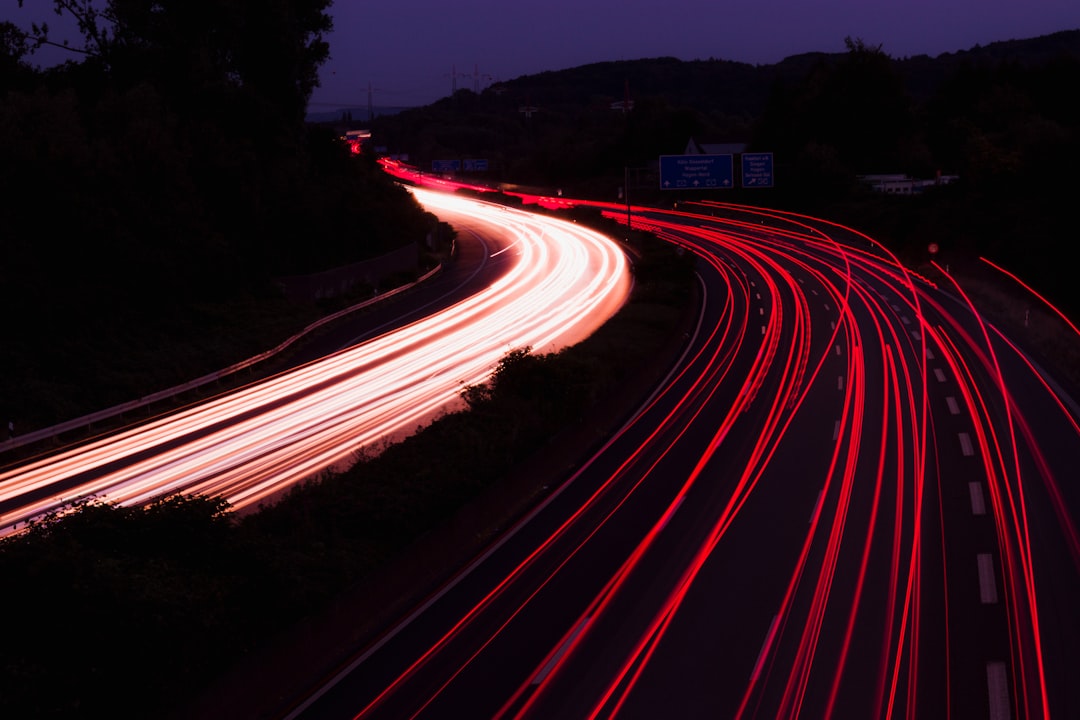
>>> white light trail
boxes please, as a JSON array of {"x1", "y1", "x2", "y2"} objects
[{"x1": 0, "y1": 189, "x2": 631, "y2": 533}]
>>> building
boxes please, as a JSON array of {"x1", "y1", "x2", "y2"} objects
[
  {"x1": 684, "y1": 138, "x2": 748, "y2": 156},
  {"x1": 858, "y1": 172, "x2": 959, "y2": 194}
]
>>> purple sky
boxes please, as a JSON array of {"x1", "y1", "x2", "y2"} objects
[
  {"x1": 12, "y1": 1, "x2": 1080, "y2": 110},
  {"x1": 311, "y1": 0, "x2": 1080, "y2": 109}
]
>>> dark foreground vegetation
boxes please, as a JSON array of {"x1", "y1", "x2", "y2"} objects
[
  {"x1": 0, "y1": 223, "x2": 695, "y2": 719},
  {"x1": 1, "y1": 1, "x2": 436, "y2": 431}
]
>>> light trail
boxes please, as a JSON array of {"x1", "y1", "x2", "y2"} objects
[
  {"x1": 307, "y1": 197, "x2": 1080, "y2": 720},
  {"x1": 0, "y1": 188, "x2": 632, "y2": 534}
]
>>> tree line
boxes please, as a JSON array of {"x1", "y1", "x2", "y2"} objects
[
  {"x1": 1, "y1": 1, "x2": 435, "y2": 430},
  {"x1": 374, "y1": 32, "x2": 1080, "y2": 315}
]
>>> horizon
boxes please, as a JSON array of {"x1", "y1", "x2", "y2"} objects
[
  {"x1": 309, "y1": 27, "x2": 1080, "y2": 111},
  {"x1": 308, "y1": 1, "x2": 1080, "y2": 109},
  {"x1": 305, "y1": 27, "x2": 1080, "y2": 118},
  {"x1": 11, "y1": 3, "x2": 1080, "y2": 112}
]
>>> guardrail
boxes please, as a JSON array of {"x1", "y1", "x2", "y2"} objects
[{"x1": 2, "y1": 263, "x2": 442, "y2": 455}]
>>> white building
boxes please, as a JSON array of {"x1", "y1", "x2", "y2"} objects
[{"x1": 858, "y1": 173, "x2": 958, "y2": 194}]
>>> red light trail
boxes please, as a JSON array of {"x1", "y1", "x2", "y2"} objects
[{"x1": 291, "y1": 194, "x2": 1080, "y2": 720}]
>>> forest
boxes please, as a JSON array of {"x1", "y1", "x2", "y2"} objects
[{"x1": 1, "y1": 0, "x2": 435, "y2": 432}]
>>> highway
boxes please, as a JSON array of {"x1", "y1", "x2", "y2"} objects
[
  {"x1": 288, "y1": 198, "x2": 1080, "y2": 719},
  {"x1": 0, "y1": 188, "x2": 632, "y2": 535}
]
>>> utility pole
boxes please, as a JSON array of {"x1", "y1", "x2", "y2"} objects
[
  {"x1": 620, "y1": 79, "x2": 633, "y2": 239},
  {"x1": 518, "y1": 95, "x2": 538, "y2": 119},
  {"x1": 469, "y1": 64, "x2": 493, "y2": 93}
]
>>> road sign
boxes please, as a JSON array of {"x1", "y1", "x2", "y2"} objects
[
  {"x1": 463, "y1": 158, "x2": 489, "y2": 172},
  {"x1": 432, "y1": 159, "x2": 461, "y2": 172},
  {"x1": 659, "y1": 154, "x2": 733, "y2": 190},
  {"x1": 741, "y1": 152, "x2": 774, "y2": 188}
]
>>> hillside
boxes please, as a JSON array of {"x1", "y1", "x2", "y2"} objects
[{"x1": 372, "y1": 30, "x2": 1080, "y2": 318}]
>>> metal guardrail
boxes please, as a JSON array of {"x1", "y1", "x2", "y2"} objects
[{"x1": 2, "y1": 264, "x2": 442, "y2": 455}]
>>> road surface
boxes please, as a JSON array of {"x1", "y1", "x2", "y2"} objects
[
  {"x1": 0, "y1": 189, "x2": 631, "y2": 535},
  {"x1": 289, "y1": 199, "x2": 1080, "y2": 719}
]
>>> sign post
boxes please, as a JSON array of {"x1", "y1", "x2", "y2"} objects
[
  {"x1": 431, "y1": 159, "x2": 461, "y2": 173},
  {"x1": 659, "y1": 154, "x2": 734, "y2": 190},
  {"x1": 741, "y1": 152, "x2": 774, "y2": 188}
]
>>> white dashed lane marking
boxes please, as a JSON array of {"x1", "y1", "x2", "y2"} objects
[
  {"x1": 969, "y1": 482, "x2": 986, "y2": 516},
  {"x1": 986, "y1": 662, "x2": 1011, "y2": 720},
  {"x1": 977, "y1": 553, "x2": 999, "y2": 604}
]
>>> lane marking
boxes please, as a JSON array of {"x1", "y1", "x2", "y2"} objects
[
  {"x1": 761, "y1": 325, "x2": 766, "y2": 335},
  {"x1": 533, "y1": 616, "x2": 592, "y2": 684},
  {"x1": 830, "y1": 320, "x2": 836, "y2": 330},
  {"x1": 977, "y1": 553, "x2": 998, "y2": 604},
  {"x1": 926, "y1": 347, "x2": 935, "y2": 360},
  {"x1": 809, "y1": 489, "x2": 823, "y2": 524},
  {"x1": 833, "y1": 420, "x2": 841, "y2": 441},
  {"x1": 750, "y1": 615, "x2": 780, "y2": 685},
  {"x1": 946, "y1": 396, "x2": 961, "y2": 415},
  {"x1": 657, "y1": 496, "x2": 685, "y2": 531},
  {"x1": 911, "y1": 330, "x2": 921, "y2": 340},
  {"x1": 968, "y1": 482, "x2": 986, "y2": 516},
  {"x1": 959, "y1": 432, "x2": 975, "y2": 456},
  {"x1": 901, "y1": 315, "x2": 911, "y2": 325},
  {"x1": 759, "y1": 307, "x2": 764, "y2": 316},
  {"x1": 934, "y1": 368, "x2": 947, "y2": 383},
  {"x1": 837, "y1": 376, "x2": 844, "y2": 390},
  {"x1": 986, "y1": 661, "x2": 1010, "y2": 720},
  {"x1": 824, "y1": 303, "x2": 831, "y2": 310},
  {"x1": 835, "y1": 345, "x2": 842, "y2": 356}
]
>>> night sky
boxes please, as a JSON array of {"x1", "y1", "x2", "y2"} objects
[
  {"x1": 12, "y1": 1, "x2": 1080, "y2": 109},
  {"x1": 309, "y1": 0, "x2": 1080, "y2": 109}
]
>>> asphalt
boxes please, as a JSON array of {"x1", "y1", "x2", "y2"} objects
[{"x1": 177, "y1": 239, "x2": 698, "y2": 720}]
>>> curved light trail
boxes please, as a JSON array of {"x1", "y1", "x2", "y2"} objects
[
  {"x1": 294, "y1": 197, "x2": 1080, "y2": 720},
  {"x1": 0, "y1": 188, "x2": 632, "y2": 534}
]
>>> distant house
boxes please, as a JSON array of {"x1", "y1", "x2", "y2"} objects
[
  {"x1": 858, "y1": 173, "x2": 959, "y2": 194},
  {"x1": 684, "y1": 138, "x2": 748, "y2": 155}
]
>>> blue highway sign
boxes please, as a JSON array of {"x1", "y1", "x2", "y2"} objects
[
  {"x1": 432, "y1": 159, "x2": 461, "y2": 172},
  {"x1": 659, "y1": 154, "x2": 733, "y2": 190},
  {"x1": 741, "y1": 152, "x2": 774, "y2": 188},
  {"x1": 463, "y1": 158, "x2": 489, "y2": 171}
]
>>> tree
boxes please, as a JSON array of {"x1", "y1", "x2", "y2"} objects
[
  {"x1": 31, "y1": 0, "x2": 332, "y2": 130},
  {"x1": 809, "y1": 37, "x2": 917, "y2": 171},
  {"x1": 0, "y1": 20, "x2": 35, "y2": 90}
]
